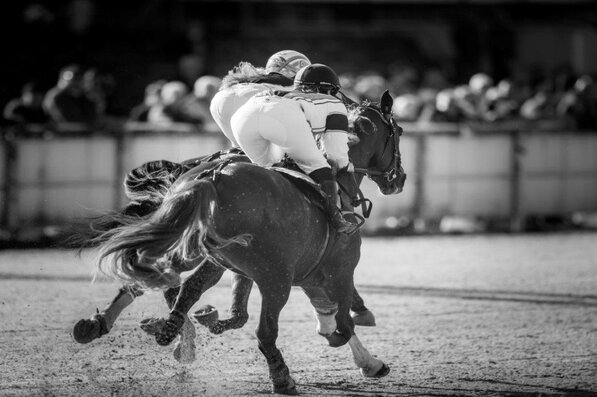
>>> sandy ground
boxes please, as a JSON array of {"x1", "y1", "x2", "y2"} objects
[{"x1": 0, "y1": 232, "x2": 596, "y2": 396}]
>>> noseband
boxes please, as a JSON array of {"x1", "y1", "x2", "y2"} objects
[{"x1": 352, "y1": 105, "x2": 403, "y2": 183}]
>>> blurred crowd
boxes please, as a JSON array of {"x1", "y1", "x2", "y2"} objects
[
  {"x1": 1, "y1": 63, "x2": 223, "y2": 133},
  {"x1": 3, "y1": 62, "x2": 597, "y2": 132},
  {"x1": 342, "y1": 66, "x2": 597, "y2": 129}
]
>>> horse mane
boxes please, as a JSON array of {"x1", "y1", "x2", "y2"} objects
[
  {"x1": 345, "y1": 99, "x2": 377, "y2": 144},
  {"x1": 221, "y1": 62, "x2": 268, "y2": 89}
]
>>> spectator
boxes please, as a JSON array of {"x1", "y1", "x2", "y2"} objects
[
  {"x1": 483, "y1": 79, "x2": 520, "y2": 121},
  {"x1": 83, "y1": 68, "x2": 114, "y2": 116},
  {"x1": 129, "y1": 80, "x2": 166, "y2": 122},
  {"x1": 354, "y1": 73, "x2": 387, "y2": 102},
  {"x1": 520, "y1": 80, "x2": 555, "y2": 120},
  {"x1": 556, "y1": 74, "x2": 597, "y2": 130},
  {"x1": 464, "y1": 72, "x2": 494, "y2": 120},
  {"x1": 3, "y1": 82, "x2": 49, "y2": 124},
  {"x1": 338, "y1": 73, "x2": 360, "y2": 103},
  {"x1": 184, "y1": 75, "x2": 222, "y2": 132},
  {"x1": 147, "y1": 80, "x2": 188, "y2": 124},
  {"x1": 432, "y1": 87, "x2": 466, "y2": 122},
  {"x1": 43, "y1": 64, "x2": 100, "y2": 123}
]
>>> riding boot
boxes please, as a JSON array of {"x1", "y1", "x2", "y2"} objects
[{"x1": 320, "y1": 180, "x2": 360, "y2": 234}]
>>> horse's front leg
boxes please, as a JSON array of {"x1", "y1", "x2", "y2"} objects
[
  {"x1": 255, "y1": 279, "x2": 297, "y2": 395},
  {"x1": 301, "y1": 286, "x2": 338, "y2": 338},
  {"x1": 73, "y1": 285, "x2": 144, "y2": 343},
  {"x1": 347, "y1": 333, "x2": 390, "y2": 378},
  {"x1": 330, "y1": 276, "x2": 390, "y2": 378}
]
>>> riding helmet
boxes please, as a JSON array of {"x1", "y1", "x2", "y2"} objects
[
  {"x1": 294, "y1": 63, "x2": 341, "y2": 94},
  {"x1": 265, "y1": 50, "x2": 311, "y2": 78}
]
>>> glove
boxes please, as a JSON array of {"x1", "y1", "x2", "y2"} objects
[{"x1": 342, "y1": 162, "x2": 355, "y2": 173}]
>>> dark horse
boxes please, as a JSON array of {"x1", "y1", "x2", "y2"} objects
[
  {"x1": 85, "y1": 90, "x2": 405, "y2": 394},
  {"x1": 72, "y1": 158, "x2": 377, "y2": 355}
]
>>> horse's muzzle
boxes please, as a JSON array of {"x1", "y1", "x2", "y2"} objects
[{"x1": 380, "y1": 172, "x2": 406, "y2": 195}]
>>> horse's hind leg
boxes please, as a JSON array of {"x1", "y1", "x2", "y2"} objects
[
  {"x1": 351, "y1": 287, "x2": 376, "y2": 326},
  {"x1": 200, "y1": 272, "x2": 253, "y2": 334},
  {"x1": 255, "y1": 280, "x2": 297, "y2": 395},
  {"x1": 148, "y1": 259, "x2": 226, "y2": 347},
  {"x1": 73, "y1": 285, "x2": 143, "y2": 343}
]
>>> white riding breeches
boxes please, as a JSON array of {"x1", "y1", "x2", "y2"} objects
[
  {"x1": 230, "y1": 95, "x2": 331, "y2": 174},
  {"x1": 210, "y1": 83, "x2": 285, "y2": 148}
]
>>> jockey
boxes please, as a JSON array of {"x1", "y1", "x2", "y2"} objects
[
  {"x1": 210, "y1": 50, "x2": 311, "y2": 146},
  {"x1": 230, "y1": 63, "x2": 360, "y2": 234}
]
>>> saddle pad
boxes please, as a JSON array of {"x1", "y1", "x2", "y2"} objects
[{"x1": 270, "y1": 167, "x2": 326, "y2": 211}]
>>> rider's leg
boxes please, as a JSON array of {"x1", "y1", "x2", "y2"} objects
[{"x1": 309, "y1": 167, "x2": 360, "y2": 234}]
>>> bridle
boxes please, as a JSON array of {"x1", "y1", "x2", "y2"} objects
[
  {"x1": 352, "y1": 104, "x2": 403, "y2": 183},
  {"x1": 334, "y1": 92, "x2": 404, "y2": 219}
]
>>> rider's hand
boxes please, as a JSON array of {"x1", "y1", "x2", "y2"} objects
[{"x1": 343, "y1": 162, "x2": 355, "y2": 173}]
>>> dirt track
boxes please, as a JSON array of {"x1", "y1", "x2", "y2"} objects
[{"x1": 1, "y1": 232, "x2": 596, "y2": 396}]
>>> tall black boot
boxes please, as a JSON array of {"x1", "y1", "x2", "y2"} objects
[{"x1": 320, "y1": 180, "x2": 360, "y2": 234}]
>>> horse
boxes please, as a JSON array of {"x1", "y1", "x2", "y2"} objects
[
  {"x1": 72, "y1": 157, "x2": 377, "y2": 358},
  {"x1": 85, "y1": 90, "x2": 405, "y2": 394}
]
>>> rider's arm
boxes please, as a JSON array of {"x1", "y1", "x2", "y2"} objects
[{"x1": 320, "y1": 108, "x2": 351, "y2": 171}]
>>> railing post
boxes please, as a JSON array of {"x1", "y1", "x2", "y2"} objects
[
  {"x1": 1, "y1": 128, "x2": 18, "y2": 233},
  {"x1": 113, "y1": 124, "x2": 127, "y2": 210},
  {"x1": 509, "y1": 128, "x2": 524, "y2": 232},
  {"x1": 412, "y1": 132, "x2": 427, "y2": 221}
]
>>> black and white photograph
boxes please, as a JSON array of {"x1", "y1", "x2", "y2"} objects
[{"x1": 1, "y1": 0, "x2": 596, "y2": 396}]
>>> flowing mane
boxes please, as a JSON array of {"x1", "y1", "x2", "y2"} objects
[
  {"x1": 220, "y1": 62, "x2": 269, "y2": 89},
  {"x1": 345, "y1": 98, "x2": 377, "y2": 144}
]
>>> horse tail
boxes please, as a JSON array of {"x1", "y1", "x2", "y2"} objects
[
  {"x1": 96, "y1": 178, "x2": 251, "y2": 289},
  {"x1": 61, "y1": 201, "x2": 158, "y2": 250},
  {"x1": 62, "y1": 160, "x2": 185, "y2": 250}
]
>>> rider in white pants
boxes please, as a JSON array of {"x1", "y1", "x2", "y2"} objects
[
  {"x1": 230, "y1": 64, "x2": 359, "y2": 234},
  {"x1": 210, "y1": 50, "x2": 311, "y2": 147}
]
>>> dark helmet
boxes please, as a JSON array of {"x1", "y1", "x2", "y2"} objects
[{"x1": 294, "y1": 63, "x2": 341, "y2": 94}]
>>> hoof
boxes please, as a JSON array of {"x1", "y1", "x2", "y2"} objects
[
  {"x1": 155, "y1": 311, "x2": 185, "y2": 346},
  {"x1": 72, "y1": 314, "x2": 109, "y2": 344},
  {"x1": 273, "y1": 376, "x2": 298, "y2": 395},
  {"x1": 375, "y1": 363, "x2": 391, "y2": 377},
  {"x1": 325, "y1": 330, "x2": 350, "y2": 348},
  {"x1": 193, "y1": 305, "x2": 219, "y2": 328},
  {"x1": 139, "y1": 317, "x2": 166, "y2": 335},
  {"x1": 208, "y1": 321, "x2": 225, "y2": 335},
  {"x1": 361, "y1": 363, "x2": 390, "y2": 378},
  {"x1": 351, "y1": 309, "x2": 376, "y2": 327}
]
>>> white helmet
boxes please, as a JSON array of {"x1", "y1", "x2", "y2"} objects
[{"x1": 265, "y1": 50, "x2": 311, "y2": 79}]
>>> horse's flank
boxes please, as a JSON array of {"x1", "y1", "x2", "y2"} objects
[{"x1": 95, "y1": 162, "x2": 330, "y2": 289}]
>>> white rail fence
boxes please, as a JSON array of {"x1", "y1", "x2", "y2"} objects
[{"x1": 2, "y1": 121, "x2": 597, "y2": 240}]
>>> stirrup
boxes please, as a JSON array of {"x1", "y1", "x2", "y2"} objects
[
  {"x1": 341, "y1": 212, "x2": 365, "y2": 235},
  {"x1": 332, "y1": 212, "x2": 362, "y2": 235}
]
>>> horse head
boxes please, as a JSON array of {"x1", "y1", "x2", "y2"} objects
[{"x1": 346, "y1": 90, "x2": 406, "y2": 195}]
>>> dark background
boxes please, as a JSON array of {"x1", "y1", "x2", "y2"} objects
[{"x1": 1, "y1": 0, "x2": 596, "y2": 116}]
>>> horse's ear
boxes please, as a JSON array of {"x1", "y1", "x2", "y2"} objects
[{"x1": 380, "y1": 90, "x2": 393, "y2": 115}]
